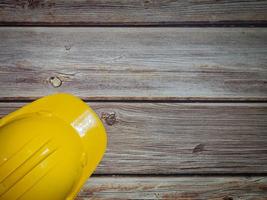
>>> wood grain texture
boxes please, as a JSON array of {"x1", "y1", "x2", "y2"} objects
[
  {"x1": 1, "y1": 102, "x2": 267, "y2": 174},
  {"x1": 1, "y1": 28, "x2": 267, "y2": 101},
  {"x1": 76, "y1": 176, "x2": 267, "y2": 200},
  {"x1": 0, "y1": 0, "x2": 267, "y2": 26}
]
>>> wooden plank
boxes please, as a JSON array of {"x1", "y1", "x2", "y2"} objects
[
  {"x1": 1, "y1": 102, "x2": 267, "y2": 174},
  {"x1": 0, "y1": 1, "x2": 267, "y2": 26},
  {"x1": 76, "y1": 176, "x2": 267, "y2": 200},
  {"x1": 0, "y1": 28, "x2": 267, "y2": 101}
]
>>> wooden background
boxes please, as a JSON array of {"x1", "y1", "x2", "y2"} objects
[{"x1": 0, "y1": 0, "x2": 267, "y2": 199}]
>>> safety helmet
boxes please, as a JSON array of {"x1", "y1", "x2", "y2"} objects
[{"x1": 0, "y1": 93, "x2": 107, "y2": 200}]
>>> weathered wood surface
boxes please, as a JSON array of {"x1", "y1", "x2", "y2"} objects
[
  {"x1": 1, "y1": 102, "x2": 267, "y2": 174},
  {"x1": 0, "y1": 28, "x2": 267, "y2": 101},
  {"x1": 76, "y1": 176, "x2": 267, "y2": 200},
  {"x1": 0, "y1": 0, "x2": 267, "y2": 26}
]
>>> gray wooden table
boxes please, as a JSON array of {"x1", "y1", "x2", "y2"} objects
[{"x1": 0, "y1": 1, "x2": 267, "y2": 199}]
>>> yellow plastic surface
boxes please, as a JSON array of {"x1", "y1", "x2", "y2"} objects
[{"x1": 0, "y1": 93, "x2": 107, "y2": 200}]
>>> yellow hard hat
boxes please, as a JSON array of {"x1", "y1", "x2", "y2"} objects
[{"x1": 0, "y1": 93, "x2": 107, "y2": 200}]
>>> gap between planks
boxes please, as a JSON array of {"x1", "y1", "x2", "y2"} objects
[
  {"x1": 1, "y1": 97, "x2": 267, "y2": 103},
  {"x1": 1, "y1": 0, "x2": 267, "y2": 26},
  {"x1": 1, "y1": 21, "x2": 267, "y2": 27}
]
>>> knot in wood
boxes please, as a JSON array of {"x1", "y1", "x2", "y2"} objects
[
  {"x1": 223, "y1": 196, "x2": 233, "y2": 200},
  {"x1": 65, "y1": 45, "x2": 71, "y2": 51},
  {"x1": 49, "y1": 76, "x2": 62, "y2": 88},
  {"x1": 192, "y1": 144, "x2": 205, "y2": 154},
  {"x1": 143, "y1": 0, "x2": 152, "y2": 8},
  {"x1": 101, "y1": 112, "x2": 117, "y2": 126}
]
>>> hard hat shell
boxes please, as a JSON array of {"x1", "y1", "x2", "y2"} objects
[{"x1": 0, "y1": 94, "x2": 107, "y2": 200}]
